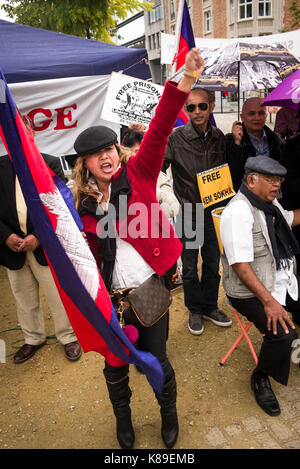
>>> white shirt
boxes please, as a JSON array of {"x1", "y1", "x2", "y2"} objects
[
  {"x1": 220, "y1": 198, "x2": 298, "y2": 305},
  {"x1": 112, "y1": 234, "x2": 155, "y2": 289},
  {"x1": 15, "y1": 177, "x2": 27, "y2": 235},
  {"x1": 88, "y1": 176, "x2": 155, "y2": 290}
]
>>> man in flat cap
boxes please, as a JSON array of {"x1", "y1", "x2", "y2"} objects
[{"x1": 220, "y1": 155, "x2": 300, "y2": 416}]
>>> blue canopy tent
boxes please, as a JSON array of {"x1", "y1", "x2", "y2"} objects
[
  {"x1": 0, "y1": 19, "x2": 151, "y2": 157},
  {"x1": 0, "y1": 19, "x2": 151, "y2": 83}
]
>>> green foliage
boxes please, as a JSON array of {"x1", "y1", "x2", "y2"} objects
[{"x1": 1, "y1": 0, "x2": 153, "y2": 42}]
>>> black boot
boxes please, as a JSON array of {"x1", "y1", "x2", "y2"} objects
[
  {"x1": 155, "y1": 370, "x2": 179, "y2": 448},
  {"x1": 103, "y1": 362, "x2": 135, "y2": 449}
]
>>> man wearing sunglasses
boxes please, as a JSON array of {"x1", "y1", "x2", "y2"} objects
[
  {"x1": 226, "y1": 97, "x2": 283, "y2": 193},
  {"x1": 220, "y1": 155, "x2": 300, "y2": 416},
  {"x1": 162, "y1": 86, "x2": 232, "y2": 336}
]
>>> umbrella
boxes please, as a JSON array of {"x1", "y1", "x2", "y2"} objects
[{"x1": 261, "y1": 69, "x2": 300, "y2": 110}]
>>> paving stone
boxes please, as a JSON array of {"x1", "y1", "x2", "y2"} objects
[
  {"x1": 242, "y1": 416, "x2": 263, "y2": 433},
  {"x1": 293, "y1": 402, "x2": 300, "y2": 412},
  {"x1": 291, "y1": 419, "x2": 300, "y2": 434},
  {"x1": 255, "y1": 432, "x2": 282, "y2": 449},
  {"x1": 269, "y1": 421, "x2": 295, "y2": 441},
  {"x1": 279, "y1": 401, "x2": 299, "y2": 420},
  {"x1": 224, "y1": 424, "x2": 242, "y2": 437},
  {"x1": 277, "y1": 387, "x2": 299, "y2": 402},
  {"x1": 205, "y1": 427, "x2": 227, "y2": 447},
  {"x1": 284, "y1": 440, "x2": 300, "y2": 449}
]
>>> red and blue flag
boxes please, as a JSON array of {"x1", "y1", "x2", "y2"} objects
[
  {"x1": 0, "y1": 71, "x2": 164, "y2": 395},
  {"x1": 173, "y1": 0, "x2": 196, "y2": 73},
  {"x1": 173, "y1": 1, "x2": 195, "y2": 128}
]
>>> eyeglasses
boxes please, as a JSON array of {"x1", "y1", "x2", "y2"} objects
[
  {"x1": 260, "y1": 175, "x2": 285, "y2": 185},
  {"x1": 186, "y1": 102, "x2": 209, "y2": 112}
]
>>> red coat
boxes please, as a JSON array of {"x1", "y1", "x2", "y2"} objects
[{"x1": 82, "y1": 81, "x2": 187, "y2": 276}]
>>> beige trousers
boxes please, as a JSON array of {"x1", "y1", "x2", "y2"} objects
[{"x1": 7, "y1": 251, "x2": 77, "y2": 346}]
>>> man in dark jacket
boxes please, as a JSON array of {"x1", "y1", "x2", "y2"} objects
[
  {"x1": 226, "y1": 97, "x2": 283, "y2": 192},
  {"x1": 0, "y1": 152, "x2": 82, "y2": 363},
  {"x1": 163, "y1": 86, "x2": 232, "y2": 336}
]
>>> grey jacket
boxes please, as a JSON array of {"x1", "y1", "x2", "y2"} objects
[
  {"x1": 162, "y1": 121, "x2": 226, "y2": 208},
  {"x1": 221, "y1": 191, "x2": 276, "y2": 299}
]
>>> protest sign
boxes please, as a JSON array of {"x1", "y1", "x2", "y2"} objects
[
  {"x1": 197, "y1": 164, "x2": 235, "y2": 208},
  {"x1": 101, "y1": 72, "x2": 164, "y2": 127}
]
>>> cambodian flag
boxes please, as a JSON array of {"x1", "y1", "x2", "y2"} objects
[
  {"x1": 173, "y1": 1, "x2": 195, "y2": 128},
  {"x1": 173, "y1": 1, "x2": 196, "y2": 73},
  {"x1": 0, "y1": 71, "x2": 164, "y2": 395}
]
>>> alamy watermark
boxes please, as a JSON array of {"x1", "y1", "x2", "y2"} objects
[
  {"x1": 0, "y1": 79, "x2": 6, "y2": 103},
  {"x1": 286, "y1": 78, "x2": 300, "y2": 104},
  {"x1": 95, "y1": 197, "x2": 205, "y2": 249},
  {"x1": 0, "y1": 339, "x2": 6, "y2": 364},
  {"x1": 291, "y1": 339, "x2": 300, "y2": 364}
]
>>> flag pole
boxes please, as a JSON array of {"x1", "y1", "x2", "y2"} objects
[{"x1": 171, "y1": 0, "x2": 185, "y2": 77}]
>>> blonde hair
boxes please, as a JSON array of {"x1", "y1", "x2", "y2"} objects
[{"x1": 72, "y1": 143, "x2": 132, "y2": 209}]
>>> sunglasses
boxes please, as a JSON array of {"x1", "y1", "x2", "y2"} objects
[{"x1": 186, "y1": 102, "x2": 209, "y2": 112}]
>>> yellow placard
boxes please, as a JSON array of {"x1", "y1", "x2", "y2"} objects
[
  {"x1": 197, "y1": 164, "x2": 235, "y2": 209},
  {"x1": 211, "y1": 207, "x2": 225, "y2": 255}
]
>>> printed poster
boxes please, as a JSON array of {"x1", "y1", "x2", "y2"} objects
[
  {"x1": 101, "y1": 72, "x2": 164, "y2": 127},
  {"x1": 197, "y1": 164, "x2": 235, "y2": 208}
]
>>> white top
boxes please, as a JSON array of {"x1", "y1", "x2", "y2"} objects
[
  {"x1": 15, "y1": 177, "x2": 27, "y2": 235},
  {"x1": 220, "y1": 198, "x2": 298, "y2": 305},
  {"x1": 112, "y1": 234, "x2": 155, "y2": 289},
  {"x1": 89, "y1": 176, "x2": 155, "y2": 290}
]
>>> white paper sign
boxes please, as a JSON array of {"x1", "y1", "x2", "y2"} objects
[
  {"x1": 0, "y1": 74, "x2": 120, "y2": 157},
  {"x1": 101, "y1": 72, "x2": 164, "y2": 127}
]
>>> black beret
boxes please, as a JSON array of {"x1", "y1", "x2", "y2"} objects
[
  {"x1": 65, "y1": 126, "x2": 118, "y2": 168},
  {"x1": 245, "y1": 155, "x2": 287, "y2": 177}
]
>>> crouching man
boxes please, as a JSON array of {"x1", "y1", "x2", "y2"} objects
[{"x1": 220, "y1": 155, "x2": 300, "y2": 416}]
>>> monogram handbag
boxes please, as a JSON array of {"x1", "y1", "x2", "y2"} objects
[{"x1": 112, "y1": 274, "x2": 172, "y2": 328}]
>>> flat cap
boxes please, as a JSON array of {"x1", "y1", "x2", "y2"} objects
[
  {"x1": 65, "y1": 126, "x2": 118, "y2": 168},
  {"x1": 245, "y1": 155, "x2": 287, "y2": 177}
]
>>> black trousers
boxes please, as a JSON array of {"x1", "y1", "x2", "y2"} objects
[
  {"x1": 228, "y1": 290, "x2": 299, "y2": 386},
  {"x1": 106, "y1": 266, "x2": 177, "y2": 384},
  {"x1": 104, "y1": 312, "x2": 174, "y2": 386}
]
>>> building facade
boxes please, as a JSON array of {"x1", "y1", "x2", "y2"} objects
[{"x1": 144, "y1": 0, "x2": 299, "y2": 83}]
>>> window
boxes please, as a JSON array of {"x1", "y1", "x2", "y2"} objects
[
  {"x1": 149, "y1": 3, "x2": 163, "y2": 24},
  {"x1": 258, "y1": 0, "x2": 272, "y2": 17},
  {"x1": 152, "y1": 33, "x2": 156, "y2": 50},
  {"x1": 204, "y1": 10, "x2": 212, "y2": 33},
  {"x1": 170, "y1": 0, "x2": 175, "y2": 21},
  {"x1": 239, "y1": 0, "x2": 252, "y2": 19}
]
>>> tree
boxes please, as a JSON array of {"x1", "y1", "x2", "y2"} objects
[{"x1": 1, "y1": 0, "x2": 153, "y2": 42}]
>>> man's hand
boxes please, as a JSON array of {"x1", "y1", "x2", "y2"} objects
[
  {"x1": 18, "y1": 234, "x2": 40, "y2": 252},
  {"x1": 232, "y1": 262, "x2": 295, "y2": 335},
  {"x1": 5, "y1": 233, "x2": 23, "y2": 252},
  {"x1": 231, "y1": 121, "x2": 243, "y2": 146},
  {"x1": 264, "y1": 297, "x2": 295, "y2": 335}
]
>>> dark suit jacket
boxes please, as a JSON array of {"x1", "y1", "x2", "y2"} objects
[
  {"x1": 0, "y1": 153, "x2": 65, "y2": 270},
  {"x1": 225, "y1": 124, "x2": 283, "y2": 192}
]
